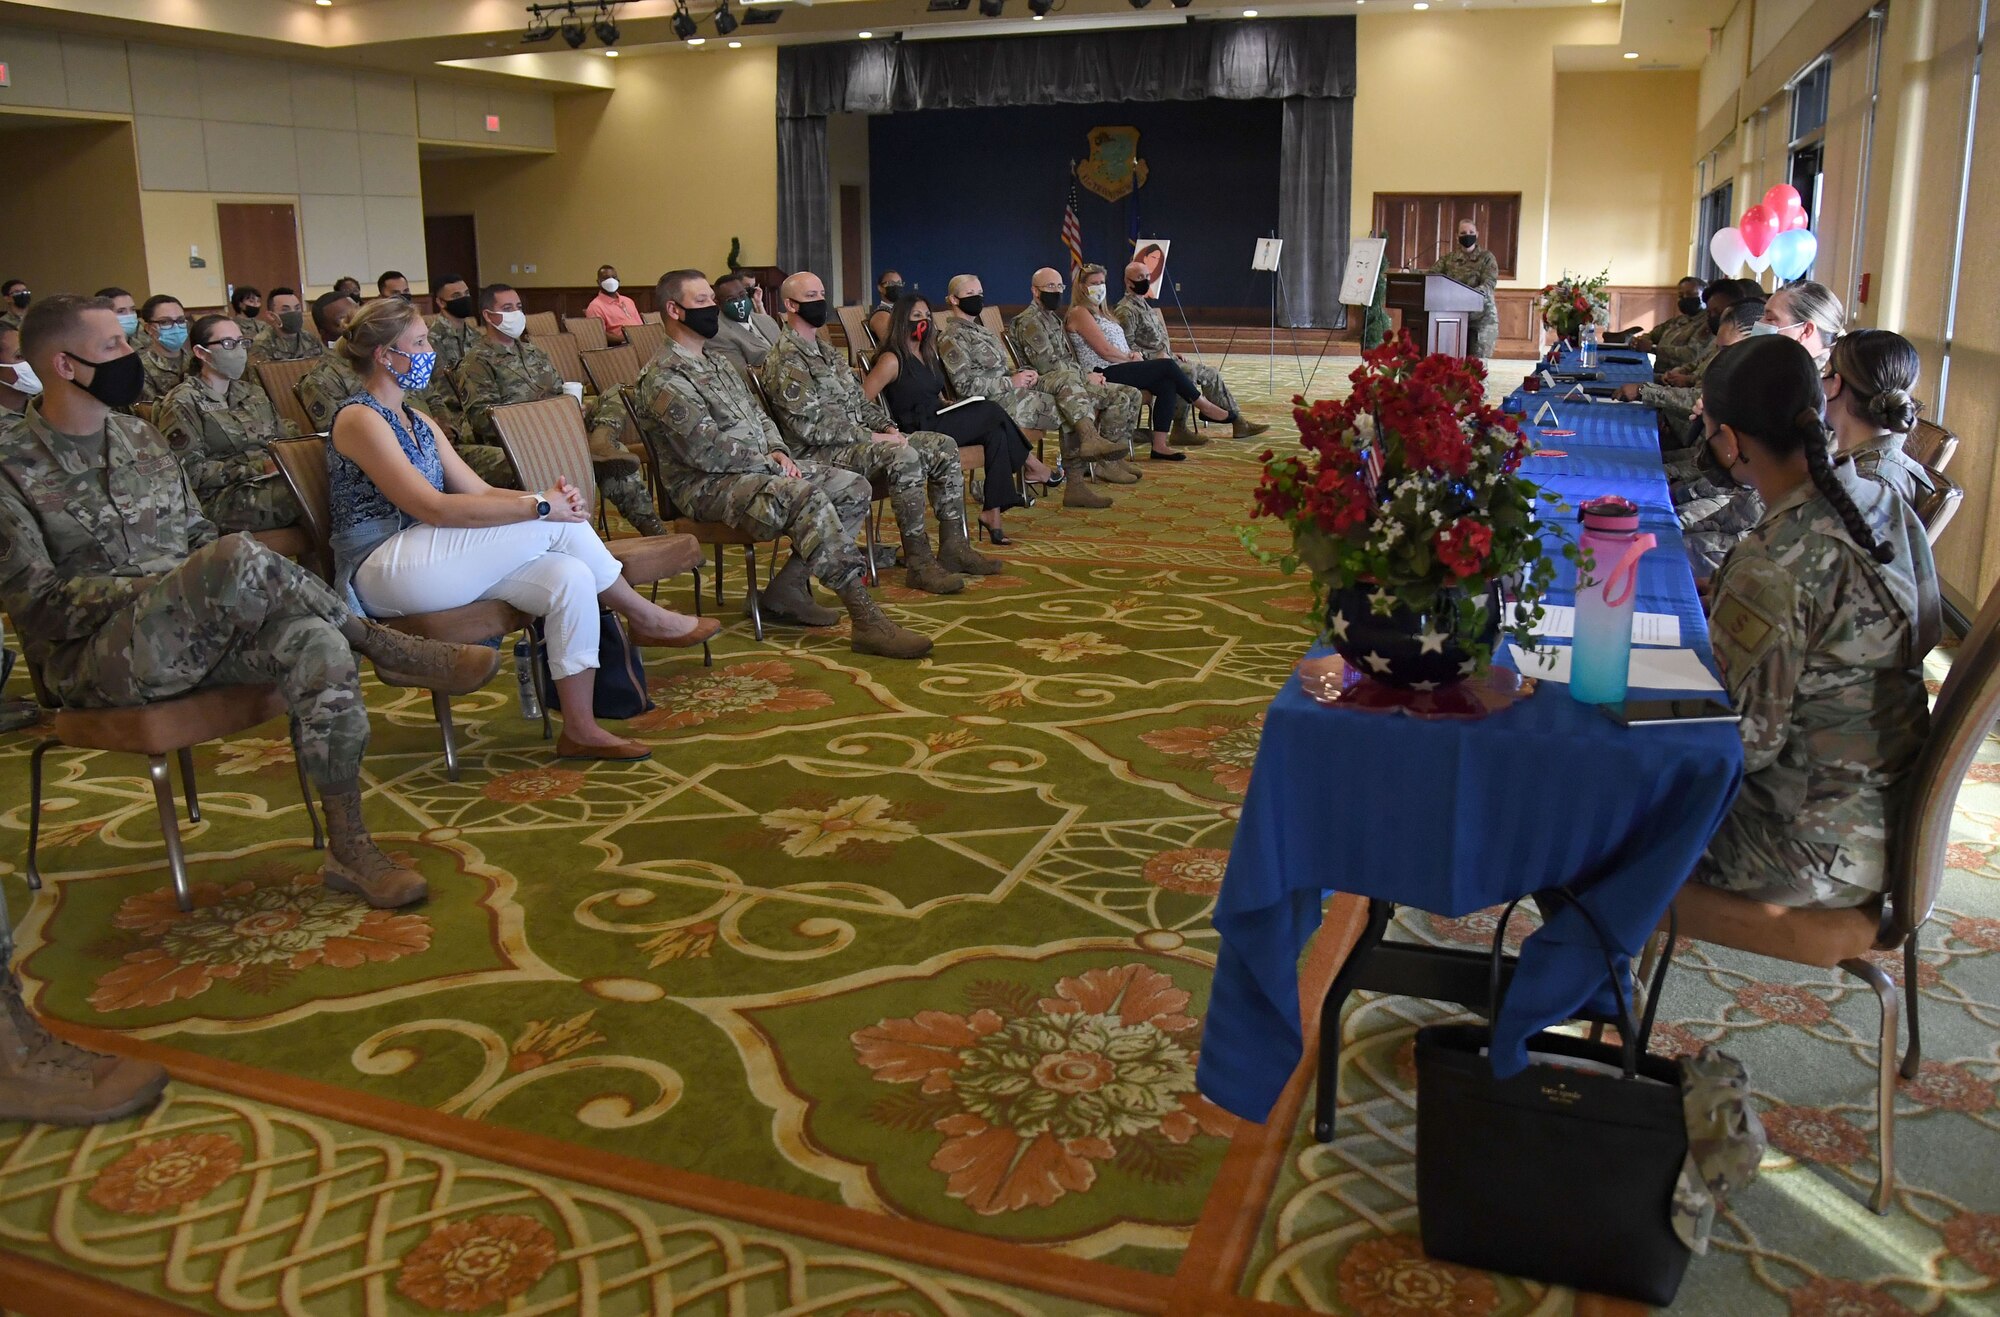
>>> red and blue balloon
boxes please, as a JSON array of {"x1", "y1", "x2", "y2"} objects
[{"x1": 1709, "y1": 184, "x2": 1817, "y2": 282}]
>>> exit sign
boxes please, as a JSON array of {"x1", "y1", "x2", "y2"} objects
[
  {"x1": 0, "y1": 63, "x2": 12, "y2": 88},
  {"x1": 484, "y1": 114, "x2": 500, "y2": 132}
]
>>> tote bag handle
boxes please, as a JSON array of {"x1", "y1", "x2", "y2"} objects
[{"x1": 1484, "y1": 889, "x2": 1677, "y2": 1080}]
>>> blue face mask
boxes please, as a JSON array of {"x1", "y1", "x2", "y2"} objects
[
  {"x1": 386, "y1": 347, "x2": 436, "y2": 392},
  {"x1": 116, "y1": 312, "x2": 140, "y2": 337},
  {"x1": 154, "y1": 323, "x2": 189, "y2": 352}
]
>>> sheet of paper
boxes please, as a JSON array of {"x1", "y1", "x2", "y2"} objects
[
  {"x1": 1509, "y1": 643, "x2": 1724, "y2": 694},
  {"x1": 1521, "y1": 606, "x2": 1681, "y2": 647}
]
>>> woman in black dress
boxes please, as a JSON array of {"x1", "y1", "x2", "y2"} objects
[{"x1": 864, "y1": 291, "x2": 1053, "y2": 544}]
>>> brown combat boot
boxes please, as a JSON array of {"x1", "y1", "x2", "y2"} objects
[
  {"x1": 587, "y1": 422, "x2": 642, "y2": 479},
  {"x1": 1170, "y1": 404, "x2": 1208, "y2": 447},
  {"x1": 1073, "y1": 417, "x2": 1125, "y2": 461},
  {"x1": 761, "y1": 555, "x2": 841, "y2": 627},
  {"x1": 902, "y1": 534, "x2": 966, "y2": 595},
  {"x1": 1232, "y1": 415, "x2": 1271, "y2": 438},
  {"x1": 320, "y1": 787, "x2": 429, "y2": 909},
  {"x1": 1064, "y1": 477, "x2": 1113, "y2": 509},
  {"x1": 938, "y1": 517, "x2": 1002, "y2": 575},
  {"x1": 1094, "y1": 459, "x2": 1142, "y2": 485},
  {"x1": 342, "y1": 618, "x2": 501, "y2": 695},
  {"x1": 837, "y1": 580, "x2": 933, "y2": 659},
  {"x1": 0, "y1": 967, "x2": 168, "y2": 1125}
]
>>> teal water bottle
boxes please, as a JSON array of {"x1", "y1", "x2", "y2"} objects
[{"x1": 1571, "y1": 496, "x2": 1657, "y2": 705}]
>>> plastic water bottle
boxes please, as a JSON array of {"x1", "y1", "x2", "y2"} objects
[
  {"x1": 1571, "y1": 496, "x2": 1657, "y2": 705},
  {"x1": 514, "y1": 638, "x2": 541, "y2": 719},
  {"x1": 1579, "y1": 324, "x2": 1599, "y2": 370}
]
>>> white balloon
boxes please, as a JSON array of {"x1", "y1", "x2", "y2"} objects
[
  {"x1": 1744, "y1": 245, "x2": 1773, "y2": 274},
  {"x1": 1708, "y1": 226, "x2": 1751, "y2": 276}
]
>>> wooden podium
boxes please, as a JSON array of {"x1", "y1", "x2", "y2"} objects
[{"x1": 1384, "y1": 273, "x2": 1488, "y2": 357}]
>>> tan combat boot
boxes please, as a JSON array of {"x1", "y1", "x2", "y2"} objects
[
  {"x1": 1073, "y1": 417, "x2": 1126, "y2": 461},
  {"x1": 1064, "y1": 478, "x2": 1113, "y2": 509},
  {"x1": 1170, "y1": 404, "x2": 1209, "y2": 447},
  {"x1": 902, "y1": 534, "x2": 966, "y2": 595},
  {"x1": 587, "y1": 421, "x2": 642, "y2": 478},
  {"x1": 1094, "y1": 459, "x2": 1142, "y2": 485},
  {"x1": 342, "y1": 618, "x2": 502, "y2": 695},
  {"x1": 1, "y1": 967, "x2": 168, "y2": 1125},
  {"x1": 761, "y1": 555, "x2": 841, "y2": 627},
  {"x1": 1232, "y1": 415, "x2": 1271, "y2": 438},
  {"x1": 837, "y1": 580, "x2": 934, "y2": 659},
  {"x1": 938, "y1": 517, "x2": 1003, "y2": 575},
  {"x1": 320, "y1": 787, "x2": 429, "y2": 909}
]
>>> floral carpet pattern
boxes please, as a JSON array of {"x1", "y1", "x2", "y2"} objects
[{"x1": 1, "y1": 353, "x2": 1996, "y2": 1314}]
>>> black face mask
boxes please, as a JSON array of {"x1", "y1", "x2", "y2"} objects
[
  {"x1": 1678, "y1": 296, "x2": 1704, "y2": 316},
  {"x1": 956, "y1": 294, "x2": 985, "y2": 318},
  {"x1": 1129, "y1": 279, "x2": 1150, "y2": 297},
  {"x1": 1458, "y1": 234, "x2": 1478, "y2": 249},
  {"x1": 794, "y1": 299, "x2": 829, "y2": 329},
  {"x1": 68, "y1": 350, "x2": 145, "y2": 409},
  {"x1": 880, "y1": 283, "x2": 903, "y2": 303},
  {"x1": 679, "y1": 303, "x2": 722, "y2": 339},
  {"x1": 239, "y1": 305, "x2": 261, "y2": 318},
  {"x1": 279, "y1": 310, "x2": 305, "y2": 333},
  {"x1": 8, "y1": 291, "x2": 29, "y2": 309},
  {"x1": 1038, "y1": 290, "x2": 1062, "y2": 312},
  {"x1": 443, "y1": 295, "x2": 476, "y2": 320}
]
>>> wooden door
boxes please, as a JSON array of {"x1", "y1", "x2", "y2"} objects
[
  {"x1": 838, "y1": 184, "x2": 864, "y2": 305},
  {"x1": 423, "y1": 214, "x2": 479, "y2": 295},
  {"x1": 216, "y1": 203, "x2": 301, "y2": 303},
  {"x1": 1371, "y1": 193, "x2": 1521, "y2": 279}
]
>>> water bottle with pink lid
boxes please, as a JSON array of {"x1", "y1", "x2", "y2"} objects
[{"x1": 1571, "y1": 495, "x2": 1657, "y2": 705}]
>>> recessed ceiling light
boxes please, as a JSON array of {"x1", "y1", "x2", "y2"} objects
[
  {"x1": 1243, "y1": 7, "x2": 1258, "y2": 14},
  {"x1": 1623, "y1": 50, "x2": 1639, "y2": 59},
  {"x1": 605, "y1": 48, "x2": 619, "y2": 56},
  {"x1": 858, "y1": 30, "x2": 873, "y2": 38},
  {"x1": 728, "y1": 39, "x2": 742, "y2": 47},
  {"x1": 315, "y1": 0, "x2": 332, "y2": 7},
  {"x1": 688, "y1": 36, "x2": 705, "y2": 44},
  {"x1": 1413, "y1": 2, "x2": 1428, "y2": 9}
]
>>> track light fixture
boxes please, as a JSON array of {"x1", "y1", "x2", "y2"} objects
[
  {"x1": 1169, "y1": 0, "x2": 1193, "y2": 7},
  {"x1": 593, "y1": 5, "x2": 620, "y2": 45},
  {"x1": 522, "y1": 13, "x2": 556, "y2": 41},
  {"x1": 1029, "y1": 0, "x2": 1053, "y2": 12},
  {"x1": 977, "y1": 0, "x2": 1005, "y2": 14},
  {"x1": 560, "y1": 10, "x2": 588, "y2": 46},
  {"x1": 522, "y1": 1, "x2": 648, "y2": 49},
  {"x1": 672, "y1": 0, "x2": 699, "y2": 41},
  {"x1": 713, "y1": 1, "x2": 739, "y2": 36},
  {"x1": 1127, "y1": 0, "x2": 1152, "y2": 9}
]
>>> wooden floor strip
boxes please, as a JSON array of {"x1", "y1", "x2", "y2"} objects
[{"x1": 0, "y1": 1248, "x2": 204, "y2": 1317}]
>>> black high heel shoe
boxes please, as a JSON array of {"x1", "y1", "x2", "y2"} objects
[{"x1": 977, "y1": 518, "x2": 1011, "y2": 546}]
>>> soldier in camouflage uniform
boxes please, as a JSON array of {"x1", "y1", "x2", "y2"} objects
[
  {"x1": 1114, "y1": 260, "x2": 1267, "y2": 443},
  {"x1": 1690, "y1": 336, "x2": 1939, "y2": 908},
  {"x1": 453, "y1": 283, "x2": 666, "y2": 537},
  {"x1": 1432, "y1": 220, "x2": 1501, "y2": 358},
  {"x1": 1011, "y1": 268, "x2": 1145, "y2": 484},
  {"x1": 249, "y1": 288, "x2": 326, "y2": 365},
  {"x1": 1823, "y1": 329, "x2": 1938, "y2": 515},
  {"x1": 157, "y1": 315, "x2": 302, "y2": 532},
  {"x1": 0, "y1": 280, "x2": 29, "y2": 334},
  {"x1": 228, "y1": 287, "x2": 265, "y2": 342},
  {"x1": 762, "y1": 271, "x2": 1001, "y2": 593},
  {"x1": 935, "y1": 276, "x2": 1121, "y2": 510},
  {"x1": 0, "y1": 297, "x2": 503, "y2": 928},
  {"x1": 1633, "y1": 278, "x2": 1712, "y2": 373},
  {"x1": 631, "y1": 271, "x2": 931, "y2": 659},
  {"x1": 136, "y1": 295, "x2": 193, "y2": 405},
  {"x1": 426, "y1": 276, "x2": 482, "y2": 376},
  {"x1": 0, "y1": 325, "x2": 35, "y2": 421}
]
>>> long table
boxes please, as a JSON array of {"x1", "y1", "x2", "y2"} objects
[{"x1": 1196, "y1": 361, "x2": 1745, "y2": 1127}]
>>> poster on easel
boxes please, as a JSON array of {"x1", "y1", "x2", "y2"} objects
[
  {"x1": 1339, "y1": 237, "x2": 1387, "y2": 306},
  {"x1": 1252, "y1": 237, "x2": 1284, "y2": 273},
  {"x1": 1132, "y1": 240, "x2": 1172, "y2": 299}
]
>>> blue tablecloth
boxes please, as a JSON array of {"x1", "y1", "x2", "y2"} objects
[{"x1": 1197, "y1": 397, "x2": 1745, "y2": 1124}]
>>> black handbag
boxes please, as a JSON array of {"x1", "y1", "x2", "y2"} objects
[
  {"x1": 532, "y1": 609, "x2": 654, "y2": 720},
  {"x1": 1415, "y1": 892, "x2": 1690, "y2": 1307}
]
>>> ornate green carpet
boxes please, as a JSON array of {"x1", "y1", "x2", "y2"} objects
[{"x1": 2, "y1": 355, "x2": 1996, "y2": 1315}]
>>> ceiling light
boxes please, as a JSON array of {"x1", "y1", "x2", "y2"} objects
[
  {"x1": 315, "y1": 0, "x2": 332, "y2": 6},
  {"x1": 1623, "y1": 50, "x2": 1639, "y2": 59},
  {"x1": 1031, "y1": 0, "x2": 1054, "y2": 13},
  {"x1": 522, "y1": 16, "x2": 555, "y2": 41},
  {"x1": 1170, "y1": 0, "x2": 1194, "y2": 8},
  {"x1": 672, "y1": 2, "x2": 698, "y2": 39},
  {"x1": 594, "y1": 10, "x2": 620, "y2": 45},
  {"x1": 978, "y1": 0, "x2": 1005, "y2": 14},
  {"x1": 688, "y1": 36, "x2": 706, "y2": 44},
  {"x1": 1243, "y1": 6, "x2": 1258, "y2": 13},
  {"x1": 713, "y1": 2, "x2": 739, "y2": 35},
  {"x1": 1413, "y1": 1, "x2": 1428, "y2": 8},
  {"x1": 858, "y1": 29, "x2": 873, "y2": 38},
  {"x1": 560, "y1": 10, "x2": 588, "y2": 46},
  {"x1": 728, "y1": 39, "x2": 742, "y2": 47},
  {"x1": 1128, "y1": 0, "x2": 1153, "y2": 8},
  {"x1": 605, "y1": 48, "x2": 619, "y2": 56}
]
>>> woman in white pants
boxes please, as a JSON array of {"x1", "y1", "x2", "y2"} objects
[{"x1": 327, "y1": 298, "x2": 717, "y2": 761}]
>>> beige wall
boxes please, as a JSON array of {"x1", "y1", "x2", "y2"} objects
[
  {"x1": 419, "y1": 50, "x2": 778, "y2": 288},
  {"x1": 1547, "y1": 72, "x2": 1702, "y2": 287},
  {"x1": 0, "y1": 116, "x2": 148, "y2": 296},
  {"x1": 1350, "y1": 6, "x2": 1620, "y2": 290}
]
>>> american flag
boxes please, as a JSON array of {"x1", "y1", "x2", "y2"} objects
[{"x1": 1059, "y1": 169, "x2": 1085, "y2": 278}]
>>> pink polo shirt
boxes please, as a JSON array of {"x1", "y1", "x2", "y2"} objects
[{"x1": 586, "y1": 291, "x2": 642, "y2": 333}]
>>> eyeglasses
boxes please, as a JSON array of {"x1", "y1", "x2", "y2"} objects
[
  {"x1": 201, "y1": 337, "x2": 245, "y2": 352},
  {"x1": 150, "y1": 316, "x2": 189, "y2": 328}
]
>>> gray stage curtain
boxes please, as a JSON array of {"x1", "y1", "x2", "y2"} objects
[
  {"x1": 776, "y1": 115, "x2": 831, "y2": 279},
  {"x1": 1279, "y1": 96, "x2": 1353, "y2": 329},
  {"x1": 775, "y1": 17, "x2": 1355, "y2": 319}
]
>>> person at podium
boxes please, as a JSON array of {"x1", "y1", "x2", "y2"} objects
[{"x1": 1431, "y1": 219, "x2": 1499, "y2": 358}]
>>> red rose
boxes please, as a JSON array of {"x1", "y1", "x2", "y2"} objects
[{"x1": 1435, "y1": 517, "x2": 1494, "y2": 579}]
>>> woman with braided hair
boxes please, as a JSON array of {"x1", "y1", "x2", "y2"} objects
[
  {"x1": 1822, "y1": 328, "x2": 1939, "y2": 512},
  {"x1": 1690, "y1": 335, "x2": 1940, "y2": 909}
]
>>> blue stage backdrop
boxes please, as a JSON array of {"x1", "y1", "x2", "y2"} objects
[{"x1": 866, "y1": 98, "x2": 1282, "y2": 313}]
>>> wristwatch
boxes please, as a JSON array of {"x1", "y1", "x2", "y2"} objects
[{"x1": 533, "y1": 496, "x2": 551, "y2": 519}]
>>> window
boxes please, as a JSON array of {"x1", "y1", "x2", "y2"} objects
[
  {"x1": 1786, "y1": 58, "x2": 1833, "y2": 277},
  {"x1": 1697, "y1": 180, "x2": 1735, "y2": 281},
  {"x1": 1370, "y1": 193, "x2": 1522, "y2": 279}
]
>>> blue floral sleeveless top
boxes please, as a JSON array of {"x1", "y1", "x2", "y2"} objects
[{"x1": 327, "y1": 393, "x2": 446, "y2": 614}]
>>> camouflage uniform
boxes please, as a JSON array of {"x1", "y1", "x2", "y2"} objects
[
  {"x1": 156, "y1": 375, "x2": 302, "y2": 532},
  {"x1": 136, "y1": 342, "x2": 189, "y2": 405},
  {"x1": 232, "y1": 315, "x2": 266, "y2": 342},
  {"x1": 0, "y1": 308, "x2": 22, "y2": 335},
  {"x1": 1846, "y1": 431, "x2": 1939, "y2": 512},
  {"x1": 1009, "y1": 304, "x2": 1142, "y2": 450},
  {"x1": 1650, "y1": 310, "x2": 1712, "y2": 373},
  {"x1": 933, "y1": 314, "x2": 1063, "y2": 433},
  {"x1": 1692, "y1": 467, "x2": 1939, "y2": 907},
  {"x1": 1641, "y1": 339, "x2": 1721, "y2": 426},
  {"x1": 633, "y1": 342, "x2": 868, "y2": 590},
  {"x1": 451, "y1": 332, "x2": 662, "y2": 534},
  {"x1": 0, "y1": 403, "x2": 368, "y2": 787},
  {"x1": 760, "y1": 325, "x2": 972, "y2": 548},
  {"x1": 1672, "y1": 1047, "x2": 1765, "y2": 1253},
  {"x1": 301, "y1": 346, "x2": 510, "y2": 487},
  {"x1": 427, "y1": 315, "x2": 481, "y2": 376},
  {"x1": 1113, "y1": 292, "x2": 1239, "y2": 419},
  {"x1": 249, "y1": 322, "x2": 327, "y2": 365},
  {"x1": 1432, "y1": 246, "x2": 1501, "y2": 358}
]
